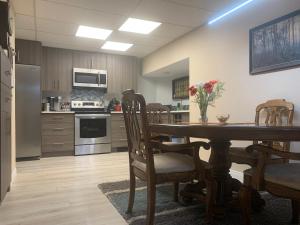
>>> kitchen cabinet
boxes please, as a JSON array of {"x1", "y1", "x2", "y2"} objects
[
  {"x1": 41, "y1": 113, "x2": 74, "y2": 157},
  {"x1": 15, "y1": 39, "x2": 42, "y2": 65},
  {"x1": 106, "y1": 54, "x2": 139, "y2": 95},
  {"x1": 41, "y1": 47, "x2": 73, "y2": 93},
  {"x1": 111, "y1": 113, "x2": 128, "y2": 148},
  {"x1": 0, "y1": 48, "x2": 12, "y2": 203},
  {"x1": 72, "y1": 50, "x2": 107, "y2": 70}
]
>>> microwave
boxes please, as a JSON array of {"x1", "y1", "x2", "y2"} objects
[{"x1": 73, "y1": 68, "x2": 107, "y2": 88}]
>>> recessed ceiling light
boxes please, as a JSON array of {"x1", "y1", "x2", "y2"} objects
[
  {"x1": 119, "y1": 18, "x2": 161, "y2": 34},
  {"x1": 76, "y1": 25, "x2": 112, "y2": 40},
  {"x1": 101, "y1": 41, "x2": 133, "y2": 52}
]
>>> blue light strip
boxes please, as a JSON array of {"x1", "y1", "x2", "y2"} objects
[{"x1": 208, "y1": 0, "x2": 254, "y2": 25}]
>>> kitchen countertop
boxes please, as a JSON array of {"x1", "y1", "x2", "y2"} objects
[
  {"x1": 41, "y1": 111, "x2": 75, "y2": 114},
  {"x1": 111, "y1": 110, "x2": 189, "y2": 114}
]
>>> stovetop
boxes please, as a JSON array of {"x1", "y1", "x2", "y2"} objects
[{"x1": 71, "y1": 100, "x2": 110, "y2": 114}]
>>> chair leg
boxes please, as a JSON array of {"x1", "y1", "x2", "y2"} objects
[
  {"x1": 174, "y1": 182, "x2": 179, "y2": 202},
  {"x1": 146, "y1": 181, "x2": 156, "y2": 225},
  {"x1": 205, "y1": 180, "x2": 215, "y2": 223},
  {"x1": 126, "y1": 172, "x2": 136, "y2": 214},
  {"x1": 291, "y1": 200, "x2": 299, "y2": 224},
  {"x1": 239, "y1": 185, "x2": 252, "y2": 225}
]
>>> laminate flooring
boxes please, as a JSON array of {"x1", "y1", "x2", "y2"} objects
[{"x1": 0, "y1": 152, "x2": 130, "y2": 225}]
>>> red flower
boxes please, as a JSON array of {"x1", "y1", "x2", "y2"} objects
[
  {"x1": 209, "y1": 80, "x2": 218, "y2": 85},
  {"x1": 189, "y1": 86, "x2": 197, "y2": 96},
  {"x1": 203, "y1": 82, "x2": 213, "y2": 94}
]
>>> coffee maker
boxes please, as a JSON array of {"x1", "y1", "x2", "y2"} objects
[{"x1": 46, "y1": 96, "x2": 61, "y2": 111}]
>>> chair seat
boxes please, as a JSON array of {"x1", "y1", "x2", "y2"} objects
[
  {"x1": 132, "y1": 152, "x2": 195, "y2": 174},
  {"x1": 244, "y1": 163, "x2": 300, "y2": 191},
  {"x1": 229, "y1": 147, "x2": 282, "y2": 166}
]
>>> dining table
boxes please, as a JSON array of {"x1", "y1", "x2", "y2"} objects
[{"x1": 149, "y1": 122, "x2": 300, "y2": 214}]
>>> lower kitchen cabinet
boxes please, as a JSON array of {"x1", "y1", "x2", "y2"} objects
[
  {"x1": 41, "y1": 113, "x2": 75, "y2": 157},
  {"x1": 111, "y1": 113, "x2": 128, "y2": 149}
]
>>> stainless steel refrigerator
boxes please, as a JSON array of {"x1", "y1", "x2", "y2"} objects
[{"x1": 16, "y1": 64, "x2": 41, "y2": 158}]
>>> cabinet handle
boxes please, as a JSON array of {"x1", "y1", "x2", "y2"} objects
[
  {"x1": 52, "y1": 143, "x2": 64, "y2": 145},
  {"x1": 57, "y1": 80, "x2": 60, "y2": 90},
  {"x1": 119, "y1": 125, "x2": 125, "y2": 128},
  {"x1": 119, "y1": 139, "x2": 127, "y2": 141},
  {"x1": 53, "y1": 116, "x2": 64, "y2": 120},
  {"x1": 53, "y1": 128, "x2": 64, "y2": 131},
  {"x1": 17, "y1": 51, "x2": 20, "y2": 62}
]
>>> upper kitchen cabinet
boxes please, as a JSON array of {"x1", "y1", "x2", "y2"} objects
[
  {"x1": 15, "y1": 39, "x2": 42, "y2": 66},
  {"x1": 41, "y1": 47, "x2": 73, "y2": 93},
  {"x1": 106, "y1": 54, "x2": 140, "y2": 95},
  {"x1": 72, "y1": 51, "x2": 107, "y2": 70}
]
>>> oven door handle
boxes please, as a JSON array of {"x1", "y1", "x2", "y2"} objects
[{"x1": 75, "y1": 114, "x2": 111, "y2": 119}]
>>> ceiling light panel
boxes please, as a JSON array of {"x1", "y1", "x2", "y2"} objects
[
  {"x1": 119, "y1": 18, "x2": 161, "y2": 34},
  {"x1": 101, "y1": 41, "x2": 133, "y2": 51},
  {"x1": 76, "y1": 25, "x2": 112, "y2": 40}
]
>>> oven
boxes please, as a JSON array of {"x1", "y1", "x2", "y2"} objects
[
  {"x1": 75, "y1": 113, "x2": 111, "y2": 155},
  {"x1": 73, "y1": 68, "x2": 107, "y2": 88}
]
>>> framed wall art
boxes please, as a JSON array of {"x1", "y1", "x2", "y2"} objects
[{"x1": 250, "y1": 10, "x2": 300, "y2": 75}]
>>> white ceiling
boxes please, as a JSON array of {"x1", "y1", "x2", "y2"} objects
[{"x1": 12, "y1": 0, "x2": 245, "y2": 58}]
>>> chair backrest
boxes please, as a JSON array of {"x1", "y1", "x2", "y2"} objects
[
  {"x1": 122, "y1": 90, "x2": 154, "y2": 171},
  {"x1": 146, "y1": 103, "x2": 171, "y2": 124},
  {"x1": 254, "y1": 99, "x2": 294, "y2": 151}
]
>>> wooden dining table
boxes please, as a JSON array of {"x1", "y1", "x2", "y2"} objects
[{"x1": 149, "y1": 122, "x2": 300, "y2": 213}]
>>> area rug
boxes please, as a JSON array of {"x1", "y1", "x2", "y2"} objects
[{"x1": 98, "y1": 180, "x2": 296, "y2": 225}]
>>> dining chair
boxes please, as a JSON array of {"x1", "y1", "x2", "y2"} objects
[
  {"x1": 229, "y1": 99, "x2": 294, "y2": 167},
  {"x1": 146, "y1": 102, "x2": 189, "y2": 144},
  {"x1": 239, "y1": 144, "x2": 300, "y2": 225},
  {"x1": 146, "y1": 103, "x2": 173, "y2": 143},
  {"x1": 122, "y1": 89, "x2": 212, "y2": 225}
]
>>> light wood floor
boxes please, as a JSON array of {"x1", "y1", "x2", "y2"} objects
[{"x1": 0, "y1": 152, "x2": 130, "y2": 225}]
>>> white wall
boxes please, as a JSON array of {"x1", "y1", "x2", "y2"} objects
[{"x1": 142, "y1": 0, "x2": 300, "y2": 171}]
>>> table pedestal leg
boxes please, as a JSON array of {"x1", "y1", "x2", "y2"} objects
[{"x1": 208, "y1": 140, "x2": 232, "y2": 213}]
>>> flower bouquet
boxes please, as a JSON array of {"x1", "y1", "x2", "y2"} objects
[{"x1": 189, "y1": 80, "x2": 224, "y2": 123}]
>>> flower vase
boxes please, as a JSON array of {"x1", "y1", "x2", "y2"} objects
[{"x1": 199, "y1": 104, "x2": 208, "y2": 123}]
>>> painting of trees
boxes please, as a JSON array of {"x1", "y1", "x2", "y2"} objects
[{"x1": 250, "y1": 10, "x2": 300, "y2": 74}]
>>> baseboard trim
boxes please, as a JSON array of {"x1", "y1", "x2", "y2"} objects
[{"x1": 230, "y1": 169, "x2": 243, "y2": 182}]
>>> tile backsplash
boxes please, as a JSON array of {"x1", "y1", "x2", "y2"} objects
[{"x1": 71, "y1": 87, "x2": 106, "y2": 101}]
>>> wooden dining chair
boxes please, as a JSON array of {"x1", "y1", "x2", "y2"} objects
[
  {"x1": 240, "y1": 144, "x2": 300, "y2": 225},
  {"x1": 146, "y1": 103, "x2": 172, "y2": 143},
  {"x1": 146, "y1": 103, "x2": 189, "y2": 144},
  {"x1": 229, "y1": 99, "x2": 294, "y2": 167},
  {"x1": 122, "y1": 90, "x2": 212, "y2": 225}
]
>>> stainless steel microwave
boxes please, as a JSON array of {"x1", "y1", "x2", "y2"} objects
[{"x1": 73, "y1": 68, "x2": 107, "y2": 88}]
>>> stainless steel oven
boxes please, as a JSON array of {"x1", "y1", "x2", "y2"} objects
[
  {"x1": 73, "y1": 68, "x2": 107, "y2": 88},
  {"x1": 72, "y1": 101, "x2": 111, "y2": 155}
]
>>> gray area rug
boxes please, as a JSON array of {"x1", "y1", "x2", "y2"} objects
[{"x1": 98, "y1": 180, "x2": 296, "y2": 225}]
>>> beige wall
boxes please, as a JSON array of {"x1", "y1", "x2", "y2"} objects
[{"x1": 143, "y1": 0, "x2": 300, "y2": 171}]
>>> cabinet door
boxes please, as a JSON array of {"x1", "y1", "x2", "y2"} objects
[
  {"x1": 41, "y1": 47, "x2": 72, "y2": 93},
  {"x1": 15, "y1": 39, "x2": 42, "y2": 65},
  {"x1": 73, "y1": 51, "x2": 107, "y2": 70},
  {"x1": 56, "y1": 49, "x2": 73, "y2": 93},
  {"x1": 1, "y1": 111, "x2": 11, "y2": 202},
  {"x1": 106, "y1": 54, "x2": 139, "y2": 95},
  {"x1": 72, "y1": 50, "x2": 93, "y2": 69}
]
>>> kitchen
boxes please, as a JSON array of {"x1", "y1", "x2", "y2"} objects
[
  {"x1": 2, "y1": 1, "x2": 299, "y2": 225},
  {"x1": 15, "y1": 40, "x2": 189, "y2": 158}
]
